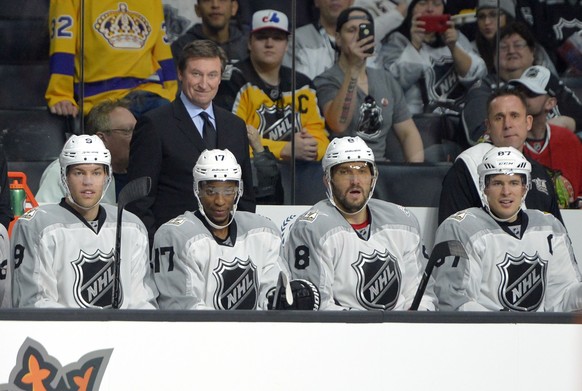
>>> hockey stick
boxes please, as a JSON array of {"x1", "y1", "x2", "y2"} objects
[
  {"x1": 409, "y1": 240, "x2": 468, "y2": 311},
  {"x1": 273, "y1": 270, "x2": 294, "y2": 308},
  {"x1": 112, "y1": 176, "x2": 151, "y2": 309}
]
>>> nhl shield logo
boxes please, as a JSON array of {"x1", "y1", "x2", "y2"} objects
[
  {"x1": 256, "y1": 103, "x2": 300, "y2": 141},
  {"x1": 351, "y1": 249, "x2": 402, "y2": 310},
  {"x1": 72, "y1": 249, "x2": 118, "y2": 308},
  {"x1": 213, "y1": 257, "x2": 258, "y2": 310},
  {"x1": 497, "y1": 252, "x2": 548, "y2": 311}
]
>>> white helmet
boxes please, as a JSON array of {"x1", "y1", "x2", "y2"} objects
[
  {"x1": 193, "y1": 149, "x2": 243, "y2": 229},
  {"x1": 59, "y1": 135, "x2": 112, "y2": 208},
  {"x1": 322, "y1": 136, "x2": 377, "y2": 214},
  {"x1": 478, "y1": 146, "x2": 531, "y2": 221}
]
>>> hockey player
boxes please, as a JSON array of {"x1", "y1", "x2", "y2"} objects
[
  {"x1": 10, "y1": 135, "x2": 157, "y2": 309},
  {"x1": 433, "y1": 146, "x2": 582, "y2": 311},
  {"x1": 152, "y1": 149, "x2": 319, "y2": 310},
  {"x1": 282, "y1": 136, "x2": 437, "y2": 311}
]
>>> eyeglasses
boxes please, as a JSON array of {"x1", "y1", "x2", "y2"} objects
[{"x1": 499, "y1": 41, "x2": 529, "y2": 52}]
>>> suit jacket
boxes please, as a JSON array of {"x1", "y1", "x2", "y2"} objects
[{"x1": 127, "y1": 98, "x2": 256, "y2": 243}]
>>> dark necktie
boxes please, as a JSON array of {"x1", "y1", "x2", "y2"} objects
[{"x1": 199, "y1": 111, "x2": 216, "y2": 149}]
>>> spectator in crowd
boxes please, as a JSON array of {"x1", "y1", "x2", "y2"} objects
[
  {"x1": 152, "y1": 149, "x2": 316, "y2": 309},
  {"x1": 472, "y1": 0, "x2": 556, "y2": 75},
  {"x1": 284, "y1": 0, "x2": 408, "y2": 80},
  {"x1": 36, "y1": 99, "x2": 136, "y2": 204},
  {"x1": 45, "y1": 0, "x2": 178, "y2": 119},
  {"x1": 127, "y1": 40, "x2": 255, "y2": 244},
  {"x1": 509, "y1": 66, "x2": 582, "y2": 209},
  {"x1": 473, "y1": 0, "x2": 513, "y2": 73},
  {"x1": 10, "y1": 135, "x2": 157, "y2": 308},
  {"x1": 171, "y1": 0, "x2": 249, "y2": 69},
  {"x1": 0, "y1": 147, "x2": 12, "y2": 230},
  {"x1": 433, "y1": 146, "x2": 582, "y2": 312},
  {"x1": 379, "y1": 0, "x2": 486, "y2": 115},
  {"x1": 216, "y1": 9, "x2": 329, "y2": 163},
  {"x1": 355, "y1": 0, "x2": 408, "y2": 47},
  {"x1": 0, "y1": 147, "x2": 12, "y2": 308},
  {"x1": 439, "y1": 87, "x2": 562, "y2": 225},
  {"x1": 315, "y1": 6, "x2": 424, "y2": 162},
  {"x1": 515, "y1": 0, "x2": 582, "y2": 75},
  {"x1": 462, "y1": 22, "x2": 582, "y2": 144},
  {"x1": 282, "y1": 136, "x2": 436, "y2": 311},
  {"x1": 237, "y1": 0, "x2": 317, "y2": 31},
  {"x1": 283, "y1": 0, "x2": 355, "y2": 80}
]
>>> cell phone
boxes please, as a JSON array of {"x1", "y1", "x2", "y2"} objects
[
  {"x1": 358, "y1": 22, "x2": 374, "y2": 54},
  {"x1": 418, "y1": 14, "x2": 450, "y2": 33}
]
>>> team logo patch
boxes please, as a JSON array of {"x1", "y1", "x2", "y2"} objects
[
  {"x1": 167, "y1": 216, "x2": 186, "y2": 226},
  {"x1": 450, "y1": 210, "x2": 469, "y2": 222},
  {"x1": 256, "y1": 102, "x2": 301, "y2": 141},
  {"x1": 94, "y1": 3, "x2": 151, "y2": 49},
  {"x1": 531, "y1": 178, "x2": 549, "y2": 195},
  {"x1": 213, "y1": 257, "x2": 258, "y2": 310},
  {"x1": 1, "y1": 338, "x2": 112, "y2": 391},
  {"x1": 497, "y1": 252, "x2": 548, "y2": 311},
  {"x1": 298, "y1": 210, "x2": 318, "y2": 223},
  {"x1": 18, "y1": 208, "x2": 39, "y2": 221},
  {"x1": 351, "y1": 249, "x2": 402, "y2": 310},
  {"x1": 72, "y1": 249, "x2": 118, "y2": 308}
]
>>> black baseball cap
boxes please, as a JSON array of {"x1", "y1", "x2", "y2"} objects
[{"x1": 336, "y1": 7, "x2": 374, "y2": 32}]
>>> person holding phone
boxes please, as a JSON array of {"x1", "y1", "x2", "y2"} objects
[
  {"x1": 378, "y1": 0, "x2": 486, "y2": 116},
  {"x1": 314, "y1": 6, "x2": 425, "y2": 163}
]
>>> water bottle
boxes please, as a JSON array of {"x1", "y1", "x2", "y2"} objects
[{"x1": 9, "y1": 180, "x2": 26, "y2": 217}]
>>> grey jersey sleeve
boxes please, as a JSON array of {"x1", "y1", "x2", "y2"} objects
[
  {"x1": 282, "y1": 209, "x2": 348, "y2": 310},
  {"x1": 432, "y1": 211, "x2": 489, "y2": 311},
  {"x1": 0, "y1": 224, "x2": 10, "y2": 308},
  {"x1": 152, "y1": 217, "x2": 210, "y2": 310},
  {"x1": 11, "y1": 209, "x2": 66, "y2": 308}
]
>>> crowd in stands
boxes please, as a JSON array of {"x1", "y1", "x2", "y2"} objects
[{"x1": 1, "y1": 0, "x2": 582, "y2": 312}]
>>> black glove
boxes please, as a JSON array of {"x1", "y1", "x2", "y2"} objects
[{"x1": 268, "y1": 279, "x2": 320, "y2": 310}]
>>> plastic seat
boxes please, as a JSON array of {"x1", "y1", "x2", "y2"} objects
[
  {"x1": 0, "y1": 20, "x2": 49, "y2": 63},
  {"x1": 0, "y1": 63, "x2": 50, "y2": 108},
  {"x1": 0, "y1": 108, "x2": 68, "y2": 193},
  {"x1": 373, "y1": 162, "x2": 452, "y2": 207}
]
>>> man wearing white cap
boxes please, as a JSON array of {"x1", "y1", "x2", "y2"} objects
[
  {"x1": 215, "y1": 9, "x2": 329, "y2": 164},
  {"x1": 509, "y1": 65, "x2": 582, "y2": 209}
]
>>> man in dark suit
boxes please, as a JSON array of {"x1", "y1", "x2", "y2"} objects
[{"x1": 127, "y1": 40, "x2": 256, "y2": 244}]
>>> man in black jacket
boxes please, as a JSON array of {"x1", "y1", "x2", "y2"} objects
[{"x1": 127, "y1": 40, "x2": 256, "y2": 244}]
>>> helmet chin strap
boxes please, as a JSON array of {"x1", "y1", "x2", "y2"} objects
[
  {"x1": 325, "y1": 174, "x2": 377, "y2": 217},
  {"x1": 482, "y1": 193, "x2": 527, "y2": 223},
  {"x1": 485, "y1": 207, "x2": 521, "y2": 223},
  {"x1": 195, "y1": 194, "x2": 240, "y2": 231},
  {"x1": 64, "y1": 177, "x2": 111, "y2": 213}
]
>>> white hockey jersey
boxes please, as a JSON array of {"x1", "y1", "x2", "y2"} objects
[
  {"x1": 0, "y1": 224, "x2": 10, "y2": 308},
  {"x1": 433, "y1": 208, "x2": 582, "y2": 312},
  {"x1": 282, "y1": 199, "x2": 436, "y2": 311},
  {"x1": 10, "y1": 201, "x2": 157, "y2": 309},
  {"x1": 152, "y1": 211, "x2": 283, "y2": 310}
]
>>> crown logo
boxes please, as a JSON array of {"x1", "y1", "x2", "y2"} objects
[{"x1": 94, "y1": 3, "x2": 151, "y2": 49}]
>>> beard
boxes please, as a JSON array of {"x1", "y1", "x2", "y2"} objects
[{"x1": 331, "y1": 184, "x2": 369, "y2": 214}]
